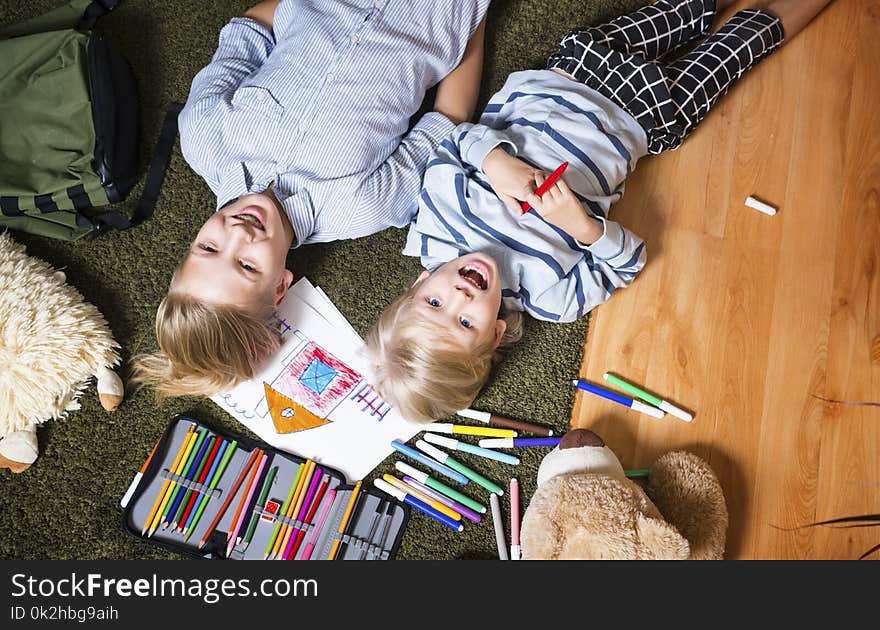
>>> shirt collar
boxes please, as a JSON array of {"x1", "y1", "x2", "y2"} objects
[{"x1": 215, "y1": 163, "x2": 315, "y2": 249}]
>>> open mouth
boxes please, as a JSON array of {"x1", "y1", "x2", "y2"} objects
[
  {"x1": 233, "y1": 209, "x2": 265, "y2": 230},
  {"x1": 459, "y1": 263, "x2": 488, "y2": 291}
]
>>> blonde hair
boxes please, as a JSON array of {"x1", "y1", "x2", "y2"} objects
[
  {"x1": 364, "y1": 287, "x2": 522, "y2": 424},
  {"x1": 129, "y1": 291, "x2": 280, "y2": 399}
]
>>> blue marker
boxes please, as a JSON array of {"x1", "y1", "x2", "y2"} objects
[
  {"x1": 390, "y1": 440, "x2": 469, "y2": 485},
  {"x1": 373, "y1": 478, "x2": 463, "y2": 532},
  {"x1": 572, "y1": 379, "x2": 665, "y2": 419}
]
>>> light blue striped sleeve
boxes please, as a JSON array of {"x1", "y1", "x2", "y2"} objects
[
  {"x1": 458, "y1": 123, "x2": 519, "y2": 170},
  {"x1": 583, "y1": 217, "x2": 647, "y2": 279},
  {"x1": 346, "y1": 112, "x2": 457, "y2": 238}
]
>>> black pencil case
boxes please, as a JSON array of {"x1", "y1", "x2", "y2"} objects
[{"x1": 120, "y1": 414, "x2": 409, "y2": 560}]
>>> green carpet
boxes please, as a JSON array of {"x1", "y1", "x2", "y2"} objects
[{"x1": 0, "y1": 0, "x2": 644, "y2": 560}]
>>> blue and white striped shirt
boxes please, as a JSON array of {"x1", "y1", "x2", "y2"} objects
[
  {"x1": 179, "y1": 0, "x2": 490, "y2": 247},
  {"x1": 403, "y1": 70, "x2": 649, "y2": 323}
]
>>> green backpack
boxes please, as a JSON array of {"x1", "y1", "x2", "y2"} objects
[{"x1": 0, "y1": 0, "x2": 180, "y2": 241}]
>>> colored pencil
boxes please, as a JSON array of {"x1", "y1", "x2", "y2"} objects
[
  {"x1": 603, "y1": 372, "x2": 694, "y2": 422},
  {"x1": 170, "y1": 435, "x2": 219, "y2": 530},
  {"x1": 123, "y1": 435, "x2": 162, "y2": 509},
  {"x1": 327, "y1": 479, "x2": 362, "y2": 560},
  {"x1": 263, "y1": 462, "x2": 304, "y2": 559},
  {"x1": 478, "y1": 437, "x2": 563, "y2": 448},
  {"x1": 374, "y1": 479, "x2": 462, "y2": 532},
  {"x1": 290, "y1": 474, "x2": 330, "y2": 560},
  {"x1": 226, "y1": 450, "x2": 265, "y2": 542},
  {"x1": 300, "y1": 489, "x2": 336, "y2": 561},
  {"x1": 573, "y1": 379, "x2": 665, "y2": 419},
  {"x1": 282, "y1": 465, "x2": 323, "y2": 560},
  {"x1": 402, "y1": 476, "x2": 482, "y2": 523},
  {"x1": 394, "y1": 461, "x2": 486, "y2": 514},
  {"x1": 510, "y1": 478, "x2": 521, "y2": 560},
  {"x1": 161, "y1": 428, "x2": 209, "y2": 529},
  {"x1": 147, "y1": 429, "x2": 199, "y2": 537},
  {"x1": 335, "y1": 483, "x2": 368, "y2": 560},
  {"x1": 390, "y1": 439, "x2": 469, "y2": 485},
  {"x1": 141, "y1": 424, "x2": 194, "y2": 535},
  {"x1": 457, "y1": 408, "x2": 554, "y2": 437},
  {"x1": 274, "y1": 459, "x2": 314, "y2": 560},
  {"x1": 183, "y1": 440, "x2": 237, "y2": 542},
  {"x1": 490, "y1": 493, "x2": 508, "y2": 559},
  {"x1": 383, "y1": 474, "x2": 461, "y2": 521},
  {"x1": 423, "y1": 432, "x2": 520, "y2": 465},
  {"x1": 198, "y1": 448, "x2": 261, "y2": 550},
  {"x1": 426, "y1": 423, "x2": 516, "y2": 438},
  {"x1": 178, "y1": 438, "x2": 227, "y2": 533},
  {"x1": 416, "y1": 439, "x2": 503, "y2": 495},
  {"x1": 521, "y1": 161, "x2": 568, "y2": 212},
  {"x1": 241, "y1": 465, "x2": 278, "y2": 551},
  {"x1": 226, "y1": 451, "x2": 267, "y2": 557}
]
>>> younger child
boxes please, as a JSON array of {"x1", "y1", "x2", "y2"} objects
[{"x1": 365, "y1": 0, "x2": 835, "y2": 423}]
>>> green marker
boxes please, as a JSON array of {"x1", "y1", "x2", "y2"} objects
[
  {"x1": 183, "y1": 439, "x2": 238, "y2": 542},
  {"x1": 416, "y1": 439, "x2": 503, "y2": 496},
  {"x1": 602, "y1": 372, "x2": 694, "y2": 422},
  {"x1": 241, "y1": 465, "x2": 278, "y2": 551},
  {"x1": 625, "y1": 469, "x2": 650, "y2": 479},
  {"x1": 394, "y1": 461, "x2": 486, "y2": 513},
  {"x1": 263, "y1": 462, "x2": 304, "y2": 559}
]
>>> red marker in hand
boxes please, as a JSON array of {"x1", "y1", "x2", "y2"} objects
[{"x1": 521, "y1": 161, "x2": 569, "y2": 213}]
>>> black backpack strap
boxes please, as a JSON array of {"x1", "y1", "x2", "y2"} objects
[{"x1": 88, "y1": 101, "x2": 182, "y2": 237}]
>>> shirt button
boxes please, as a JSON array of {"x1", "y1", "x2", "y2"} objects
[
  {"x1": 350, "y1": 34, "x2": 360, "y2": 44},
  {"x1": 325, "y1": 72, "x2": 334, "y2": 82},
  {"x1": 373, "y1": 0, "x2": 383, "y2": 7}
]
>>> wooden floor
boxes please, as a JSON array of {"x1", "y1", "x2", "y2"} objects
[{"x1": 571, "y1": 0, "x2": 879, "y2": 559}]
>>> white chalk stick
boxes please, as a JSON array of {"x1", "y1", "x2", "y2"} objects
[{"x1": 745, "y1": 196, "x2": 777, "y2": 216}]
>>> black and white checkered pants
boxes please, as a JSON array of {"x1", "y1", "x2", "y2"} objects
[{"x1": 547, "y1": 0, "x2": 785, "y2": 154}]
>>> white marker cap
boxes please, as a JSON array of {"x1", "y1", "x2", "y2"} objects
[
  {"x1": 374, "y1": 478, "x2": 406, "y2": 501},
  {"x1": 659, "y1": 401, "x2": 694, "y2": 422},
  {"x1": 425, "y1": 422, "x2": 454, "y2": 434},
  {"x1": 745, "y1": 196, "x2": 777, "y2": 216},
  {"x1": 478, "y1": 438, "x2": 513, "y2": 448},
  {"x1": 415, "y1": 439, "x2": 449, "y2": 463},
  {"x1": 631, "y1": 400, "x2": 666, "y2": 419},
  {"x1": 394, "y1": 461, "x2": 428, "y2": 483},
  {"x1": 457, "y1": 408, "x2": 491, "y2": 423},
  {"x1": 423, "y1": 433, "x2": 457, "y2": 450}
]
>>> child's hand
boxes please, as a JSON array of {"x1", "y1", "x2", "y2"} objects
[
  {"x1": 481, "y1": 147, "x2": 544, "y2": 213},
  {"x1": 524, "y1": 173, "x2": 604, "y2": 245}
]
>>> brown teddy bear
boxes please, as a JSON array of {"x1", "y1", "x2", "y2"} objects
[{"x1": 520, "y1": 429, "x2": 728, "y2": 559}]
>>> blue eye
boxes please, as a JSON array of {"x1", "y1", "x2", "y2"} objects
[
  {"x1": 460, "y1": 317, "x2": 472, "y2": 329},
  {"x1": 427, "y1": 298, "x2": 441, "y2": 308}
]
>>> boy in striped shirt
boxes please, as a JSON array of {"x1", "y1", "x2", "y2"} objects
[{"x1": 366, "y1": 0, "x2": 835, "y2": 423}]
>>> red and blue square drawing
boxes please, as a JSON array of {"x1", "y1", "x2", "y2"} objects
[{"x1": 271, "y1": 342, "x2": 361, "y2": 416}]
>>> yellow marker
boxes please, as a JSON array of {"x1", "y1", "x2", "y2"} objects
[
  {"x1": 382, "y1": 474, "x2": 461, "y2": 521},
  {"x1": 327, "y1": 479, "x2": 362, "y2": 560},
  {"x1": 147, "y1": 429, "x2": 198, "y2": 537},
  {"x1": 274, "y1": 459, "x2": 315, "y2": 560},
  {"x1": 141, "y1": 424, "x2": 195, "y2": 535},
  {"x1": 426, "y1": 423, "x2": 517, "y2": 438}
]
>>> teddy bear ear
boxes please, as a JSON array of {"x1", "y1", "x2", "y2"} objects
[{"x1": 636, "y1": 513, "x2": 690, "y2": 559}]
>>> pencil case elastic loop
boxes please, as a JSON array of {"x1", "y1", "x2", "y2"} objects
[
  {"x1": 340, "y1": 533, "x2": 384, "y2": 558},
  {"x1": 161, "y1": 469, "x2": 221, "y2": 499},
  {"x1": 253, "y1": 506, "x2": 314, "y2": 532}
]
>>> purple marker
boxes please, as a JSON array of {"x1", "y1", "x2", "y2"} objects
[
  {"x1": 402, "y1": 476, "x2": 482, "y2": 524},
  {"x1": 477, "y1": 437, "x2": 562, "y2": 448}
]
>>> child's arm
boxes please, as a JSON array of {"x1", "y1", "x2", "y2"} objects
[
  {"x1": 243, "y1": 0, "x2": 280, "y2": 31},
  {"x1": 432, "y1": 15, "x2": 487, "y2": 125},
  {"x1": 525, "y1": 175, "x2": 646, "y2": 293}
]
